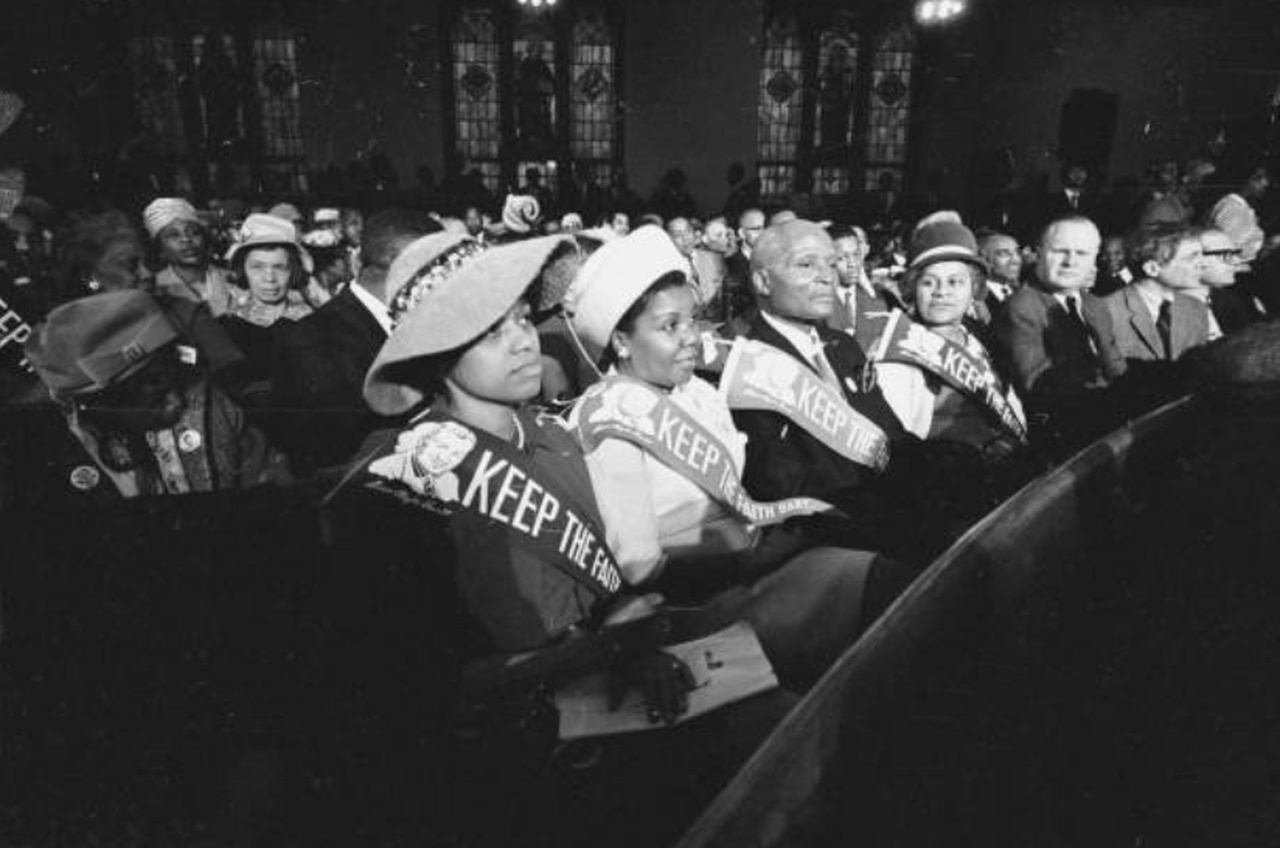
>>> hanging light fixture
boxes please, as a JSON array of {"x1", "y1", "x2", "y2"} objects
[
  {"x1": 916, "y1": 0, "x2": 966, "y2": 24},
  {"x1": 517, "y1": 0, "x2": 558, "y2": 7}
]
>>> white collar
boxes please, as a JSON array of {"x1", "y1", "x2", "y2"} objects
[
  {"x1": 761, "y1": 310, "x2": 824, "y2": 361},
  {"x1": 1134, "y1": 278, "x2": 1174, "y2": 321},
  {"x1": 349, "y1": 281, "x2": 392, "y2": 335}
]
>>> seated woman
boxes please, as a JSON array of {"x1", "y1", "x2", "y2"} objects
[
  {"x1": 563, "y1": 225, "x2": 910, "y2": 635},
  {"x1": 351, "y1": 232, "x2": 869, "y2": 847},
  {"x1": 9, "y1": 290, "x2": 290, "y2": 508},
  {"x1": 873, "y1": 219, "x2": 1039, "y2": 501},
  {"x1": 220, "y1": 213, "x2": 314, "y2": 401}
]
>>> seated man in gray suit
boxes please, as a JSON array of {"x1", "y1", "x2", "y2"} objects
[
  {"x1": 994, "y1": 215, "x2": 1126, "y2": 452},
  {"x1": 1103, "y1": 223, "x2": 1211, "y2": 365}
]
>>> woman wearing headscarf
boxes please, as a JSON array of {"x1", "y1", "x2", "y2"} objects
[{"x1": 142, "y1": 197, "x2": 234, "y2": 316}]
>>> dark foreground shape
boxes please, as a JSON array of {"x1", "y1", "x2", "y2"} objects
[
  {"x1": 5, "y1": 385, "x2": 1280, "y2": 846},
  {"x1": 676, "y1": 389, "x2": 1280, "y2": 847}
]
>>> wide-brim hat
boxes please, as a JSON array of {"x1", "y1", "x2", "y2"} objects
[
  {"x1": 25, "y1": 290, "x2": 179, "y2": 401},
  {"x1": 563, "y1": 225, "x2": 688, "y2": 364},
  {"x1": 226, "y1": 212, "x2": 313, "y2": 272},
  {"x1": 365, "y1": 234, "x2": 573, "y2": 415}
]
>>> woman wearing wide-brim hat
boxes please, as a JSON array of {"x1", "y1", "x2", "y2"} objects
[{"x1": 354, "y1": 232, "x2": 798, "y2": 848}]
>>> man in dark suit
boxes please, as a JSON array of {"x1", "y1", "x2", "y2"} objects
[
  {"x1": 271, "y1": 209, "x2": 440, "y2": 472},
  {"x1": 1103, "y1": 224, "x2": 1210, "y2": 364},
  {"x1": 1198, "y1": 227, "x2": 1267, "y2": 335},
  {"x1": 994, "y1": 215, "x2": 1126, "y2": 452},
  {"x1": 727, "y1": 219, "x2": 954, "y2": 556}
]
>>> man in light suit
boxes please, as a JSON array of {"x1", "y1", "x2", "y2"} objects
[
  {"x1": 1103, "y1": 224, "x2": 1211, "y2": 365},
  {"x1": 994, "y1": 215, "x2": 1125, "y2": 451}
]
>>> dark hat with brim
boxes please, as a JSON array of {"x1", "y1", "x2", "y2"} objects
[{"x1": 25, "y1": 290, "x2": 178, "y2": 401}]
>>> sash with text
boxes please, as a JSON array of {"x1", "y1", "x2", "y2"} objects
[
  {"x1": 363, "y1": 411, "x2": 623, "y2": 598},
  {"x1": 871, "y1": 310, "x2": 1028, "y2": 443},
  {"x1": 720, "y1": 338, "x2": 891, "y2": 472},
  {"x1": 576, "y1": 376, "x2": 836, "y2": 527}
]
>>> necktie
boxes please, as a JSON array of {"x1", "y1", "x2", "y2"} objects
[
  {"x1": 1065, "y1": 293, "x2": 1084, "y2": 324},
  {"x1": 1156, "y1": 299, "x2": 1173, "y2": 359},
  {"x1": 809, "y1": 335, "x2": 841, "y2": 390}
]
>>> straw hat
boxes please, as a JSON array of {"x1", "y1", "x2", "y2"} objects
[
  {"x1": 365, "y1": 234, "x2": 573, "y2": 415},
  {"x1": 226, "y1": 213, "x2": 313, "y2": 272}
]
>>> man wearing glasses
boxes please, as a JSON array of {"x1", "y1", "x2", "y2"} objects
[{"x1": 1198, "y1": 227, "x2": 1267, "y2": 336}]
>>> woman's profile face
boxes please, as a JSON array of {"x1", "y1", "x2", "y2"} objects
[
  {"x1": 93, "y1": 237, "x2": 154, "y2": 292},
  {"x1": 446, "y1": 300, "x2": 542, "y2": 407},
  {"x1": 613, "y1": 284, "x2": 699, "y2": 390},
  {"x1": 243, "y1": 246, "x2": 293, "y2": 306},
  {"x1": 913, "y1": 260, "x2": 974, "y2": 327}
]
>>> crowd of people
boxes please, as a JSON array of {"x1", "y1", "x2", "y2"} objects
[{"x1": 1, "y1": 147, "x2": 1277, "y2": 844}]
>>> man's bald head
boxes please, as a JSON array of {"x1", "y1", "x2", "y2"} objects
[
  {"x1": 751, "y1": 219, "x2": 832, "y2": 274},
  {"x1": 751, "y1": 219, "x2": 839, "y2": 321}
]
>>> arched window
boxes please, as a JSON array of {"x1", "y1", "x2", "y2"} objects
[
  {"x1": 755, "y1": 9, "x2": 917, "y2": 206},
  {"x1": 444, "y1": 1, "x2": 623, "y2": 201}
]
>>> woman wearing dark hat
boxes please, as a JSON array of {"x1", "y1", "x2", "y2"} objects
[
  {"x1": 564, "y1": 226, "x2": 909, "y2": 638},
  {"x1": 353, "y1": 232, "x2": 801, "y2": 848},
  {"x1": 5, "y1": 290, "x2": 290, "y2": 509},
  {"x1": 872, "y1": 218, "x2": 1034, "y2": 482}
]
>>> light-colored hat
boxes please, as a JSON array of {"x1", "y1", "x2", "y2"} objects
[
  {"x1": 313, "y1": 207, "x2": 341, "y2": 224},
  {"x1": 25, "y1": 290, "x2": 179, "y2": 401},
  {"x1": 383, "y1": 231, "x2": 482, "y2": 326},
  {"x1": 0, "y1": 90, "x2": 24, "y2": 139},
  {"x1": 564, "y1": 225, "x2": 688, "y2": 364},
  {"x1": 268, "y1": 202, "x2": 303, "y2": 223},
  {"x1": 143, "y1": 197, "x2": 201, "y2": 239},
  {"x1": 226, "y1": 213, "x2": 313, "y2": 272},
  {"x1": 502, "y1": 194, "x2": 541, "y2": 235},
  {"x1": 365, "y1": 234, "x2": 573, "y2": 415}
]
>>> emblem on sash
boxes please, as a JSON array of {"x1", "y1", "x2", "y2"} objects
[
  {"x1": 177, "y1": 429, "x2": 203, "y2": 453},
  {"x1": 69, "y1": 465, "x2": 100, "y2": 491},
  {"x1": 368, "y1": 420, "x2": 477, "y2": 515}
]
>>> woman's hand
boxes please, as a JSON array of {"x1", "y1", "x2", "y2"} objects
[{"x1": 609, "y1": 650, "x2": 697, "y2": 726}]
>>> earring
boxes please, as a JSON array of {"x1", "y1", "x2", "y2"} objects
[{"x1": 618, "y1": 349, "x2": 630, "y2": 359}]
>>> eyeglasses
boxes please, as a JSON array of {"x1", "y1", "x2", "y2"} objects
[{"x1": 1202, "y1": 248, "x2": 1243, "y2": 259}]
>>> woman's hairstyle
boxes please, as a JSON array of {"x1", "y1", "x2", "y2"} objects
[
  {"x1": 600, "y1": 270, "x2": 690, "y2": 370},
  {"x1": 229, "y1": 242, "x2": 309, "y2": 293}
]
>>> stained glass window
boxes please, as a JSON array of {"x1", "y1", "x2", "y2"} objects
[
  {"x1": 190, "y1": 32, "x2": 246, "y2": 156},
  {"x1": 570, "y1": 9, "x2": 616, "y2": 173},
  {"x1": 512, "y1": 18, "x2": 557, "y2": 162},
  {"x1": 253, "y1": 28, "x2": 304, "y2": 161},
  {"x1": 128, "y1": 35, "x2": 186, "y2": 156},
  {"x1": 756, "y1": 13, "x2": 803, "y2": 200},
  {"x1": 815, "y1": 28, "x2": 858, "y2": 153},
  {"x1": 452, "y1": 6, "x2": 502, "y2": 192},
  {"x1": 865, "y1": 24, "x2": 915, "y2": 189}
]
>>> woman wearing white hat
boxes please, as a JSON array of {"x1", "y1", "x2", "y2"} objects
[
  {"x1": 353, "y1": 232, "x2": 799, "y2": 847},
  {"x1": 564, "y1": 226, "x2": 912, "y2": 672},
  {"x1": 143, "y1": 197, "x2": 234, "y2": 317}
]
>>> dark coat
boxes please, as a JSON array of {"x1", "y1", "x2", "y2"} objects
[
  {"x1": 730, "y1": 311, "x2": 907, "y2": 505},
  {"x1": 270, "y1": 287, "x2": 395, "y2": 472}
]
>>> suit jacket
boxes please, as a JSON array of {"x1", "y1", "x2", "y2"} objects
[
  {"x1": 271, "y1": 287, "x2": 393, "y2": 471},
  {"x1": 730, "y1": 311, "x2": 907, "y2": 506},
  {"x1": 1102, "y1": 285, "x2": 1209, "y2": 364},
  {"x1": 1210, "y1": 286, "x2": 1267, "y2": 335},
  {"x1": 994, "y1": 284, "x2": 1125, "y2": 413},
  {"x1": 825, "y1": 282, "x2": 897, "y2": 353}
]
